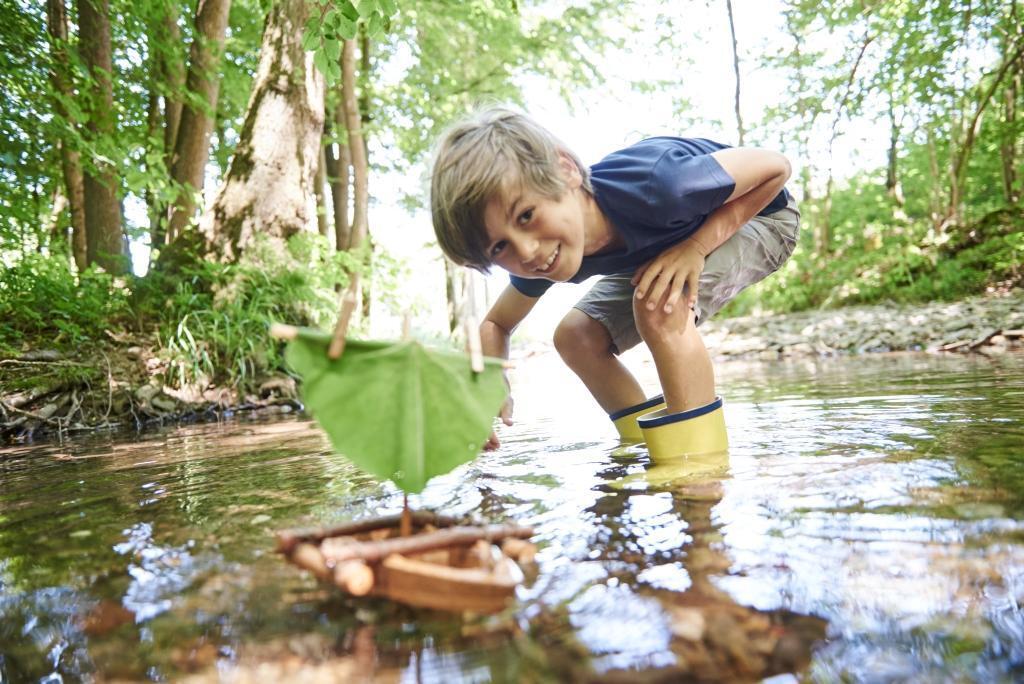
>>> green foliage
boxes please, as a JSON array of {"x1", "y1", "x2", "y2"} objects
[
  {"x1": 285, "y1": 328, "x2": 508, "y2": 493},
  {"x1": 0, "y1": 254, "x2": 130, "y2": 354},
  {"x1": 303, "y1": 0, "x2": 397, "y2": 84},
  {"x1": 137, "y1": 233, "x2": 359, "y2": 391}
]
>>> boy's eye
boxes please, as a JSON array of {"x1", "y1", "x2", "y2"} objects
[
  {"x1": 517, "y1": 208, "x2": 534, "y2": 225},
  {"x1": 489, "y1": 240, "x2": 507, "y2": 258}
]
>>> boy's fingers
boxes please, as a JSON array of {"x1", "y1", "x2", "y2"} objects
[
  {"x1": 636, "y1": 263, "x2": 661, "y2": 300},
  {"x1": 646, "y1": 272, "x2": 671, "y2": 310},
  {"x1": 664, "y1": 283, "x2": 683, "y2": 313},
  {"x1": 483, "y1": 431, "x2": 500, "y2": 451},
  {"x1": 687, "y1": 272, "x2": 700, "y2": 306}
]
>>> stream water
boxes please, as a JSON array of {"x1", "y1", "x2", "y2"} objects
[{"x1": 2, "y1": 351, "x2": 1023, "y2": 682}]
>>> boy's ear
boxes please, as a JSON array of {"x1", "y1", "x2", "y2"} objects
[{"x1": 557, "y1": 151, "x2": 582, "y2": 189}]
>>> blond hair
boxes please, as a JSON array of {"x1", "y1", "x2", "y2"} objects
[{"x1": 430, "y1": 107, "x2": 591, "y2": 271}]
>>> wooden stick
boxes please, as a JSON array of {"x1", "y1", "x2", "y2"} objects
[
  {"x1": 328, "y1": 280, "x2": 360, "y2": 360},
  {"x1": 464, "y1": 315, "x2": 484, "y2": 374},
  {"x1": 276, "y1": 511, "x2": 460, "y2": 554},
  {"x1": 269, "y1": 323, "x2": 298, "y2": 340},
  {"x1": 400, "y1": 494, "x2": 412, "y2": 537},
  {"x1": 318, "y1": 524, "x2": 534, "y2": 565},
  {"x1": 290, "y1": 542, "x2": 331, "y2": 580},
  {"x1": 334, "y1": 559, "x2": 374, "y2": 595}
]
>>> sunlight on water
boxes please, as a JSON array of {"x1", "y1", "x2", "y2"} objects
[{"x1": 1, "y1": 351, "x2": 1023, "y2": 681}]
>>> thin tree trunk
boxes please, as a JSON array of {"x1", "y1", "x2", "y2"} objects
[
  {"x1": 947, "y1": 38, "x2": 1024, "y2": 222},
  {"x1": 819, "y1": 31, "x2": 873, "y2": 256},
  {"x1": 77, "y1": 0, "x2": 128, "y2": 273},
  {"x1": 324, "y1": 104, "x2": 351, "y2": 251},
  {"x1": 166, "y1": 0, "x2": 232, "y2": 244},
  {"x1": 196, "y1": 0, "x2": 325, "y2": 262},
  {"x1": 342, "y1": 39, "x2": 369, "y2": 253},
  {"x1": 1001, "y1": 61, "x2": 1020, "y2": 203},
  {"x1": 46, "y1": 0, "x2": 87, "y2": 271},
  {"x1": 315, "y1": 146, "x2": 329, "y2": 237},
  {"x1": 725, "y1": 0, "x2": 744, "y2": 145},
  {"x1": 885, "y1": 90, "x2": 906, "y2": 222},
  {"x1": 162, "y1": 10, "x2": 185, "y2": 166},
  {"x1": 444, "y1": 260, "x2": 460, "y2": 334},
  {"x1": 149, "y1": 5, "x2": 185, "y2": 249},
  {"x1": 341, "y1": 37, "x2": 370, "y2": 321}
]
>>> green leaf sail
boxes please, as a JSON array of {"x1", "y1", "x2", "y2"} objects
[{"x1": 284, "y1": 329, "x2": 508, "y2": 493}]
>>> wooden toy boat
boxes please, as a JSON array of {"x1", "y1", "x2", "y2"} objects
[{"x1": 276, "y1": 511, "x2": 536, "y2": 613}]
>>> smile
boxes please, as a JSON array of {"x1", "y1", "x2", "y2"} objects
[{"x1": 535, "y1": 245, "x2": 559, "y2": 273}]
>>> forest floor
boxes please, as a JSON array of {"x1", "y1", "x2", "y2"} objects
[{"x1": 2, "y1": 288, "x2": 1022, "y2": 444}]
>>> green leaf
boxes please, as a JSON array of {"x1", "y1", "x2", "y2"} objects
[
  {"x1": 379, "y1": 0, "x2": 396, "y2": 16},
  {"x1": 366, "y1": 12, "x2": 384, "y2": 38},
  {"x1": 355, "y1": 0, "x2": 376, "y2": 18},
  {"x1": 301, "y1": 28, "x2": 320, "y2": 52},
  {"x1": 313, "y1": 49, "x2": 330, "y2": 76},
  {"x1": 338, "y1": 15, "x2": 358, "y2": 40},
  {"x1": 324, "y1": 37, "x2": 341, "y2": 61},
  {"x1": 284, "y1": 330, "x2": 508, "y2": 494}
]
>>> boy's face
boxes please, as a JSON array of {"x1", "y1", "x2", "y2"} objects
[{"x1": 481, "y1": 154, "x2": 586, "y2": 281}]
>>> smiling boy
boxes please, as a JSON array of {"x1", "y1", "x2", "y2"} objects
[{"x1": 431, "y1": 108, "x2": 799, "y2": 455}]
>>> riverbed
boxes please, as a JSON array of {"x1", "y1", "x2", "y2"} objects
[{"x1": 2, "y1": 350, "x2": 1023, "y2": 681}]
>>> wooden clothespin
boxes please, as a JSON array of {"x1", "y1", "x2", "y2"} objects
[{"x1": 328, "y1": 279, "x2": 360, "y2": 360}]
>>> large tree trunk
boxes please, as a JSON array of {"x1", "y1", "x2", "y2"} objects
[
  {"x1": 197, "y1": 0, "x2": 325, "y2": 261},
  {"x1": 166, "y1": 0, "x2": 233, "y2": 244},
  {"x1": 46, "y1": 0, "x2": 87, "y2": 271},
  {"x1": 77, "y1": 0, "x2": 128, "y2": 273}
]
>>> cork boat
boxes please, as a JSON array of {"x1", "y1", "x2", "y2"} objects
[{"x1": 276, "y1": 511, "x2": 536, "y2": 613}]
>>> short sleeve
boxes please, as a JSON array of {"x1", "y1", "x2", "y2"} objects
[
  {"x1": 509, "y1": 274, "x2": 553, "y2": 297},
  {"x1": 647, "y1": 151, "x2": 735, "y2": 226}
]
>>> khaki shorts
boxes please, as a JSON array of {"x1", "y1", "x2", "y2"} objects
[{"x1": 575, "y1": 197, "x2": 800, "y2": 354}]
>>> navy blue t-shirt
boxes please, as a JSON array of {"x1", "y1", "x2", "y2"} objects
[{"x1": 509, "y1": 136, "x2": 790, "y2": 297}]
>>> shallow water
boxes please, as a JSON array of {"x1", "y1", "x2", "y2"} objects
[{"x1": 2, "y1": 351, "x2": 1023, "y2": 682}]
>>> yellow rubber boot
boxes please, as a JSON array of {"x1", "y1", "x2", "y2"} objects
[
  {"x1": 637, "y1": 396, "x2": 728, "y2": 461},
  {"x1": 609, "y1": 395, "x2": 666, "y2": 441}
]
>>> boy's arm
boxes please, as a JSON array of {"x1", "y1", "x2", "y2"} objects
[
  {"x1": 481, "y1": 284, "x2": 539, "y2": 450},
  {"x1": 633, "y1": 147, "x2": 791, "y2": 313}
]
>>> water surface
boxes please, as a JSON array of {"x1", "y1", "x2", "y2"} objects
[{"x1": 2, "y1": 351, "x2": 1023, "y2": 682}]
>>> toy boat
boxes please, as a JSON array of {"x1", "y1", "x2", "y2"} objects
[{"x1": 276, "y1": 511, "x2": 535, "y2": 613}]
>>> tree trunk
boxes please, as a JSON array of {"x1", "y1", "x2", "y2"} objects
[
  {"x1": 315, "y1": 145, "x2": 329, "y2": 237},
  {"x1": 1000, "y1": 55, "x2": 1021, "y2": 204},
  {"x1": 725, "y1": 0, "x2": 744, "y2": 145},
  {"x1": 77, "y1": 0, "x2": 128, "y2": 274},
  {"x1": 342, "y1": 39, "x2": 368, "y2": 253},
  {"x1": 947, "y1": 38, "x2": 1024, "y2": 222},
  {"x1": 885, "y1": 91, "x2": 906, "y2": 221},
  {"x1": 45, "y1": 0, "x2": 87, "y2": 271},
  {"x1": 323, "y1": 104, "x2": 351, "y2": 251},
  {"x1": 197, "y1": 0, "x2": 325, "y2": 261},
  {"x1": 444, "y1": 260, "x2": 460, "y2": 334},
  {"x1": 166, "y1": 0, "x2": 233, "y2": 244},
  {"x1": 161, "y1": 10, "x2": 185, "y2": 168}
]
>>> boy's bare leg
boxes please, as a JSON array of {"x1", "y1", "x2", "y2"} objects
[
  {"x1": 633, "y1": 293, "x2": 715, "y2": 414},
  {"x1": 553, "y1": 309, "x2": 647, "y2": 413}
]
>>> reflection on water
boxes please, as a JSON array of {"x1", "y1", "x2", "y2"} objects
[{"x1": 1, "y1": 352, "x2": 1023, "y2": 681}]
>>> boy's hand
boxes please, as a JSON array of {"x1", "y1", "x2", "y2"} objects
[
  {"x1": 632, "y1": 239, "x2": 709, "y2": 313},
  {"x1": 483, "y1": 395, "x2": 515, "y2": 451}
]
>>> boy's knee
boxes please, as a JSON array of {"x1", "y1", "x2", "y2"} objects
[
  {"x1": 553, "y1": 311, "x2": 613, "y2": 364},
  {"x1": 633, "y1": 296, "x2": 695, "y2": 348}
]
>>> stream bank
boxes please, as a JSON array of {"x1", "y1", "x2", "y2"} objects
[{"x1": 2, "y1": 289, "x2": 1022, "y2": 443}]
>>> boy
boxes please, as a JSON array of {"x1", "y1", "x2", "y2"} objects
[{"x1": 431, "y1": 108, "x2": 799, "y2": 457}]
